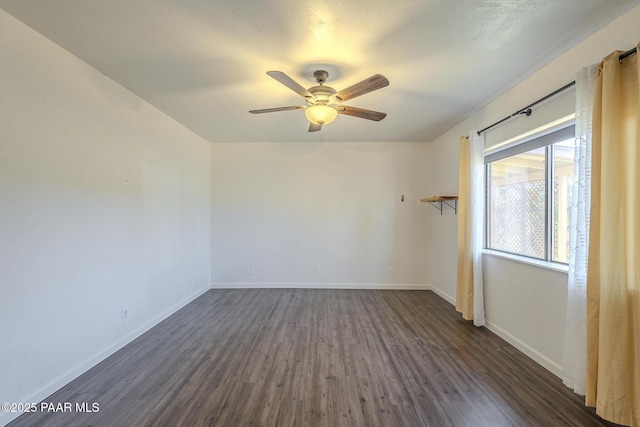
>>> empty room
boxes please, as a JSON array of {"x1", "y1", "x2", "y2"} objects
[{"x1": 1, "y1": 1, "x2": 639, "y2": 426}]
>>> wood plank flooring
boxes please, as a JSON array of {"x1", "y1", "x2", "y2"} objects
[{"x1": 9, "y1": 289, "x2": 620, "y2": 427}]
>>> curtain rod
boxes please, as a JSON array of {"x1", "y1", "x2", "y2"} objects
[
  {"x1": 477, "y1": 81, "x2": 575, "y2": 135},
  {"x1": 477, "y1": 46, "x2": 638, "y2": 136},
  {"x1": 619, "y1": 46, "x2": 637, "y2": 62}
]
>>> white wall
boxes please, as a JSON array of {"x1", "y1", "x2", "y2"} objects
[
  {"x1": 0, "y1": 10, "x2": 211, "y2": 425},
  {"x1": 429, "y1": 5, "x2": 640, "y2": 376},
  {"x1": 211, "y1": 142, "x2": 431, "y2": 288}
]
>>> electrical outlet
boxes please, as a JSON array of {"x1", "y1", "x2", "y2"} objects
[
  {"x1": 248, "y1": 266, "x2": 256, "y2": 276},
  {"x1": 315, "y1": 266, "x2": 322, "y2": 275},
  {"x1": 121, "y1": 309, "x2": 128, "y2": 321},
  {"x1": 389, "y1": 267, "x2": 395, "y2": 277}
]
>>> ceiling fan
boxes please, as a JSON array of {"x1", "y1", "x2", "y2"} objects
[{"x1": 249, "y1": 70, "x2": 389, "y2": 132}]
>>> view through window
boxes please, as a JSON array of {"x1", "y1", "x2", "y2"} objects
[{"x1": 486, "y1": 126, "x2": 576, "y2": 263}]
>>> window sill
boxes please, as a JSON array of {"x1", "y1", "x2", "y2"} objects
[{"x1": 482, "y1": 249, "x2": 569, "y2": 273}]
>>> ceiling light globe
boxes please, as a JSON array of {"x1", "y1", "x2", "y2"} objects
[{"x1": 305, "y1": 105, "x2": 338, "y2": 125}]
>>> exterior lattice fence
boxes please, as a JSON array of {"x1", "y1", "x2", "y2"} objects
[
  {"x1": 490, "y1": 179, "x2": 546, "y2": 258},
  {"x1": 553, "y1": 176, "x2": 573, "y2": 262}
]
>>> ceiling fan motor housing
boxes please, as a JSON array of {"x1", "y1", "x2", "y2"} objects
[{"x1": 307, "y1": 85, "x2": 337, "y2": 105}]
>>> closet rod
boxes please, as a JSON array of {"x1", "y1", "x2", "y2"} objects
[{"x1": 478, "y1": 46, "x2": 637, "y2": 136}]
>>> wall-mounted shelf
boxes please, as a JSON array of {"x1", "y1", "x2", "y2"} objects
[{"x1": 420, "y1": 196, "x2": 458, "y2": 215}]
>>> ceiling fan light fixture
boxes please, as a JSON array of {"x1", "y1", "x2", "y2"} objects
[
  {"x1": 305, "y1": 104, "x2": 338, "y2": 125},
  {"x1": 251, "y1": 70, "x2": 389, "y2": 131}
]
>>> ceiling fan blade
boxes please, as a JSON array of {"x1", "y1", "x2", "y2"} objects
[
  {"x1": 308, "y1": 123, "x2": 322, "y2": 132},
  {"x1": 249, "y1": 106, "x2": 305, "y2": 114},
  {"x1": 338, "y1": 106, "x2": 387, "y2": 121},
  {"x1": 334, "y1": 74, "x2": 389, "y2": 102},
  {"x1": 267, "y1": 71, "x2": 314, "y2": 99}
]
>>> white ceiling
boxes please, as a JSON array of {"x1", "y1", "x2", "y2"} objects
[{"x1": 2, "y1": 1, "x2": 638, "y2": 143}]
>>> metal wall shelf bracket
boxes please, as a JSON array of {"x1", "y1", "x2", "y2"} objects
[{"x1": 420, "y1": 196, "x2": 458, "y2": 215}]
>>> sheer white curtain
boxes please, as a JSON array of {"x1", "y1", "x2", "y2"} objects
[
  {"x1": 469, "y1": 131, "x2": 485, "y2": 326},
  {"x1": 563, "y1": 64, "x2": 597, "y2": 394}
]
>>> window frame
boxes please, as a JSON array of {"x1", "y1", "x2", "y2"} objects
[{"x1": 484, "y1": 124, "x2": 575, "y2": 265}]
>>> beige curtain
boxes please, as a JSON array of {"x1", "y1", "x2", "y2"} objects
[
  {"x1": 457, "y1": 136, "x2": 473, "y2": 319},
  {"x1": 586, "y1": 44, "x2": 640, "y2": 427},
  {"x1": 456, "y1": 133, "x2": 485, "y2": 326}
]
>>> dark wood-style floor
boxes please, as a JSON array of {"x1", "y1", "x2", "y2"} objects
[{"x1": 10, "y1": 289, "x2": 618, "y2": 427}]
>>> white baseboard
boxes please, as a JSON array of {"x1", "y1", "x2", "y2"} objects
[
  {"x1": 429, "y1": 285, "x2": 456, "y2": 305},
  {"x1": 0, "y1": 286, "x2": 210, "y2": 427},
  {"x1": 426, "y1": 286, "x2": 563, "y2": 379},
  {"x1": 484, "y1": 320, "x2": 563, "y2": 378},
  {"x1": 210, "y1": 282, "x2": 431, "y2": 290}
]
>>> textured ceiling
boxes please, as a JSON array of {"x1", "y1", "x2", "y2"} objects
[{"x1": 1, "y1": 0, "x2": 638, "y2": 142}]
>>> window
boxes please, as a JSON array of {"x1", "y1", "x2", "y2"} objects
[{"x1": 485, "y1": 125, "x2": 576, "y2": 263}]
